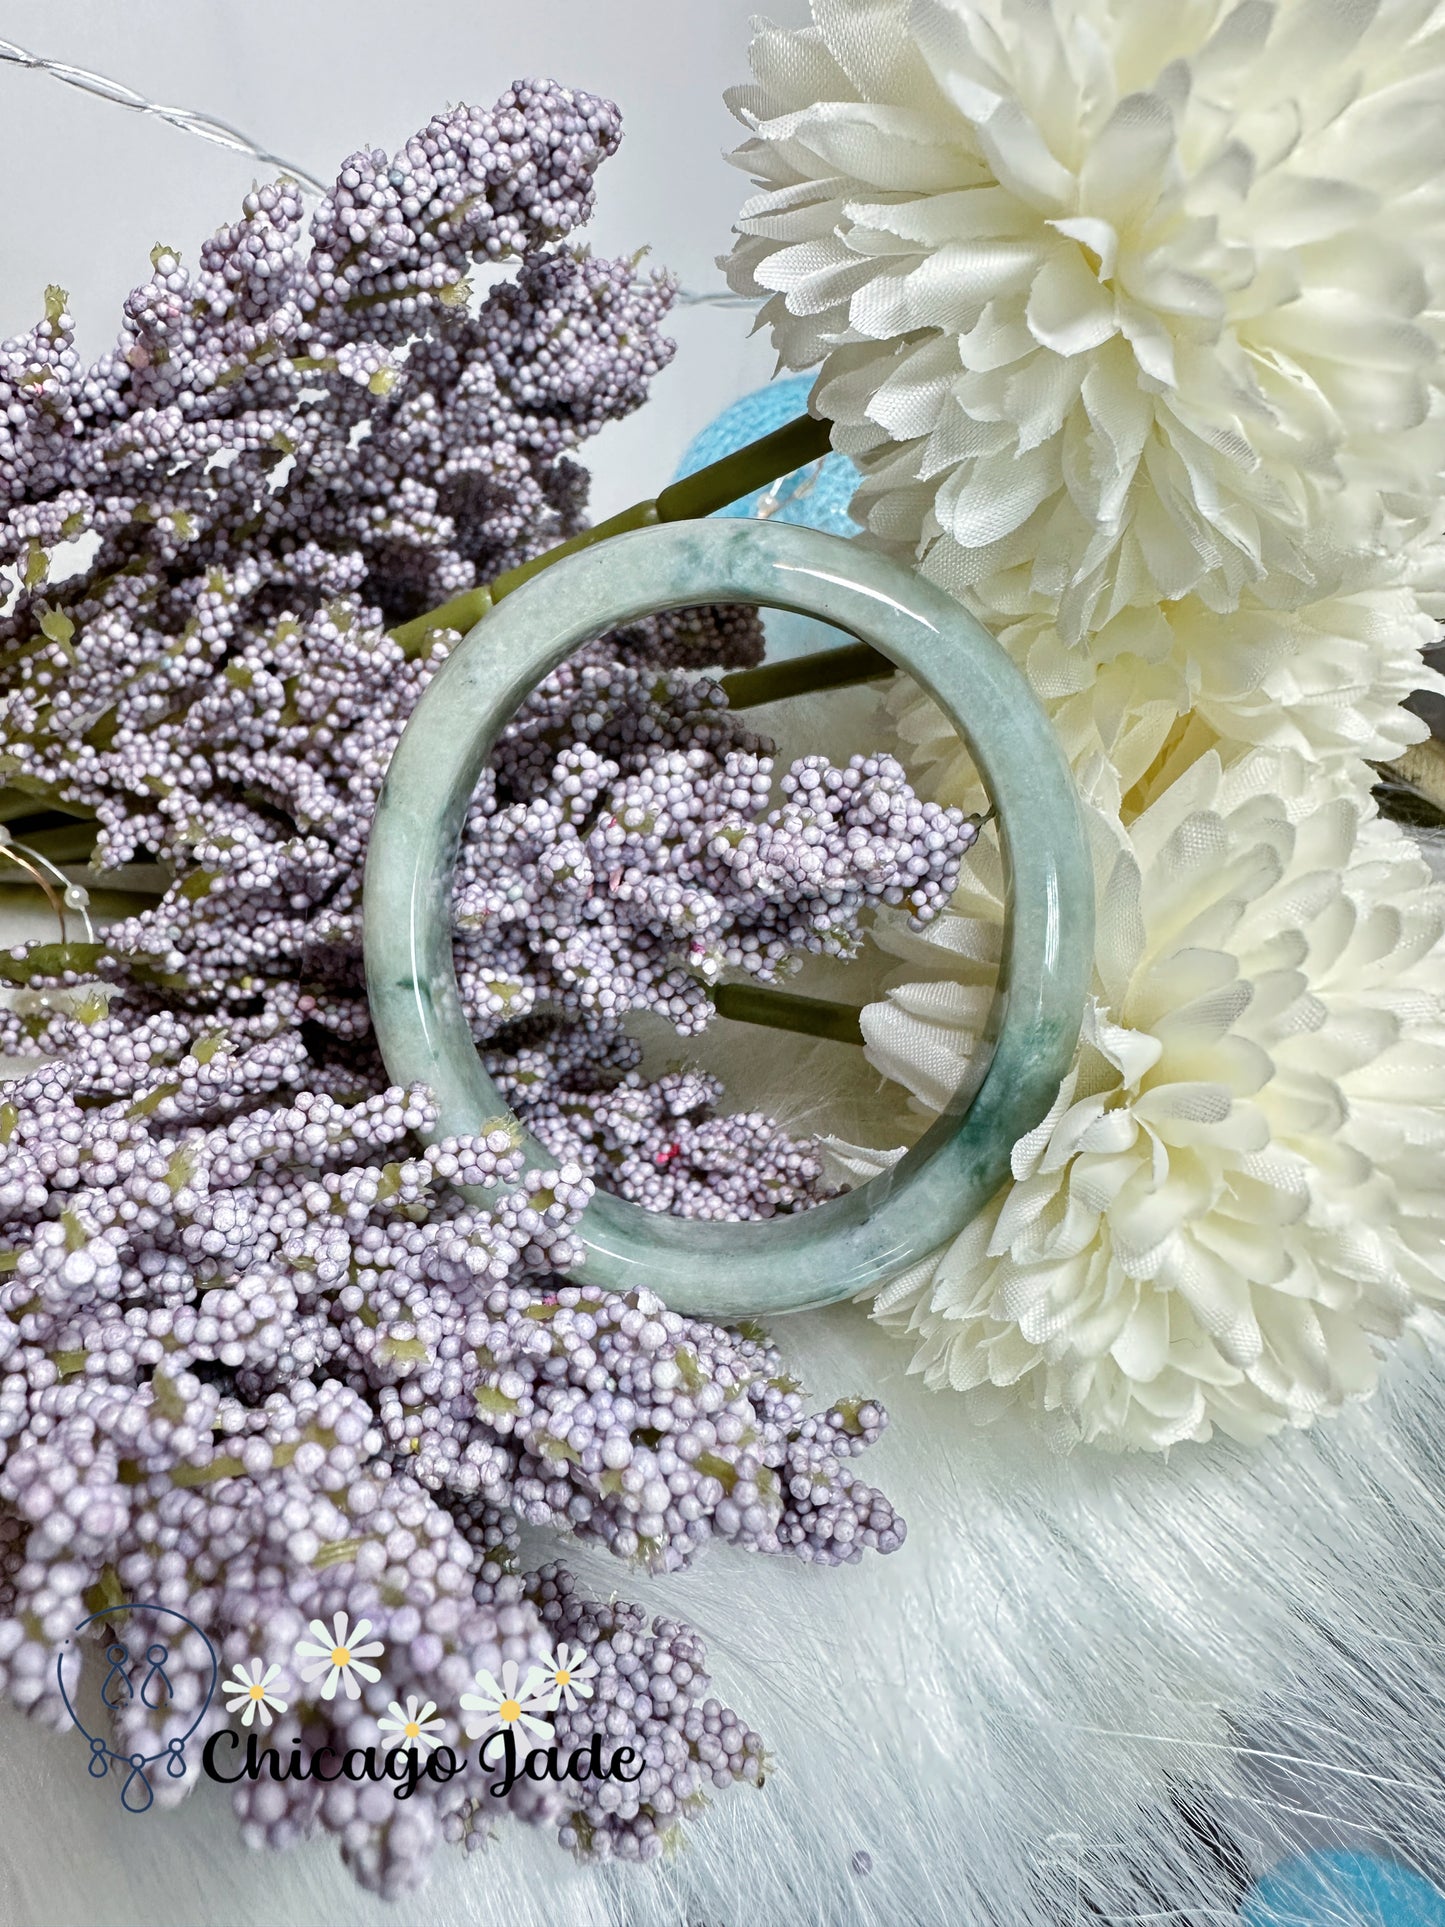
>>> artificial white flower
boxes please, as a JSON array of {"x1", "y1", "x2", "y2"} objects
[
  {"x1": 536, "y1": 1642, "x2": 598, "y2": 1712},
  {"x1": 854, "y1": 748, "x2": 1445, "y2": 1450},
  {"x1": 724, "y1": 0, "x2": 1445, "y2": 644},
  {"x1": 294, "y1": 1613, "x2": 384, "y2": 1702},
  {"x1": 458, "y1": 1659, "x2": 553, "y2": 1745},
  {"x1": 376, "y1": 1695, "x2": 444, "y2": 1754},
  {"x1": 219, "y1": 1657, "x2": 288, "y2": 1729},
  {"x1": 888, "y1": 556, "x2": 1445, "y2": 807}
]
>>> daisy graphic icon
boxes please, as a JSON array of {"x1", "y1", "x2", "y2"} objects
[
  {"x1": 220, "y1": 1658, "x2": 288, "y2": 1729},
  {"x1": 459, "y1": 1659, "x2": 553, "y2": 1746},
  {"x1": 460, "y1": 1650, "x2": 645, "y2": 1797},
  {"x1": 294, "y1": 1613, "x2": 384, "y2": 1701},
  {"x1": 377, "y1": 1696, "x2": 445, "y2": 1755},
  {"x1": 538, "y1": 1642, "x2": 598, "y2": 1712}
]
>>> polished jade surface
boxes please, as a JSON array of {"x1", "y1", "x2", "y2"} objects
[{"x1": 363, "y1": 519, "x2": 1093, "y2": 1316}]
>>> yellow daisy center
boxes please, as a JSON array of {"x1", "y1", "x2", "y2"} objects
[
  {"x1": 331, "y1": 1646, "x2": 350, "y2": 1667},
  {"x1": 498, "y1": 1698, "x2": 521, "y2": 1722},
  {"x1": 404, "y1": 1721, "x2": 420, "y2": 1738},
  {"x1": 555, "y1": 1668, "x2": 571, "y2": 1686},
  {"x1": 247, "y1": 1683, "x2": 266, "y2": 1701}
]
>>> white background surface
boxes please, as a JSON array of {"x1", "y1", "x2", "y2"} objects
[{"x1": 0, "y1": 5, "x2": 821, "y2": 1922}]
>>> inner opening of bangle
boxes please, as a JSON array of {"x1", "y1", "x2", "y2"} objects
[{"x1": 454, "y1": 597, "x2": 999, "y2": 1225}]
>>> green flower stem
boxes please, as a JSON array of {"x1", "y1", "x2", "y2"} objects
[
  {"x1": 390, "y1": 499, "x2": 660, "y2": 658},
  {"x1": 115, "y1": 1425, "x2": 335, "y2": 1490},
  {"x1": 651, "y1": 412, "x2": 835, "y2": 522},
  {"x1": 716, "y1": 640, "x2": 894, "y2": 710},
  {"x1": 712, "y1": 981, "x2": 865, "y2": 1046},
  {"x1": 62, "y1": 861, "x2": 170, "y2": 896},
  {"x1": 389, "y1": 410, "x2": 836, "y2": 658},
  {"x1": 389, "y1": 590, "x2": 488, "y2": 660}
]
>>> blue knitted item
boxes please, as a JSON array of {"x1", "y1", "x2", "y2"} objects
[{"x1": 1243, "y1": 1851, "x2": 1445, "y2": 1925}]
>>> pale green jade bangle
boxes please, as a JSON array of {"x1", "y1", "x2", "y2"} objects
[{"x1": 363, "y1": 519, "x2": 1093, "y2": 1317}]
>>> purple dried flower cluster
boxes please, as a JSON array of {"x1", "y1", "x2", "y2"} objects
[
  {"x1": 453, "y1": 653, "x2": 975, "y2": 1039},
  {"x1": 0, "y1": 994, "x2": 899, "y2": 1891},
  {"x1": 0, "y1": 80, "x2": 656, "y2": 608},
  {"x1": 493, "y1": 1028, "x2": 838, "y2": 1221},
  {"x1": 0, "y1": 81, "x2": 926, "y2": 1895},
  {"x1": 0, "y1": 69, "x2": 969, "y2": 1181},
  {"x1": 533, "y1": 1564, "x2": 766, "y2": 1858}
]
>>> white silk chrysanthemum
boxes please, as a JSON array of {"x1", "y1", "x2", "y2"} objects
[
  {"x1": 888, "y1": 555, "x2": 1445, "y2": 806},
  {"x1": 723, "y1": 0, "x2": 1445, "y2": 643},
  {"x1": 850, "y1": 749, "x2": 1445, "y2": 1450}
]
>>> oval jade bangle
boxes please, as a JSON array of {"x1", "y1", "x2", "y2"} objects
[{"x1": 363, "y1": 518, "x2": 1093, "y2": 1317}]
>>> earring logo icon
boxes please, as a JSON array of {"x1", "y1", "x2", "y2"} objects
[{"x1": 57, "y1": 1602, "x2": 219, "y2": 1813}]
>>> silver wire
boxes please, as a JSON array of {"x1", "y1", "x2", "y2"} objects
[{"x1": 0, "y1": 34, "x2": 760, "y2": 309}]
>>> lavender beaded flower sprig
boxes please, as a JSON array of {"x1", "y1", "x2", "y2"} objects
[
  {"x1": 0, "y1": 996, "x2": 902, "y2": 1888},
  {"x1": 0, "y1": 67, "x2": 967, "y2": 1184},
  {"x1": 0, "y1": 80, "x2": 920, "y2": 1897}
]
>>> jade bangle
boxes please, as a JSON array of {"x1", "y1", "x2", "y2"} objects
[{"x1": 363, "y1": 519, "x2": 1092, "y2": 1317}]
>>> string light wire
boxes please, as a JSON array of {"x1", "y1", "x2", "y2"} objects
[{"x1": 0, "y1": 34, "x2": 754, "y2": 308}]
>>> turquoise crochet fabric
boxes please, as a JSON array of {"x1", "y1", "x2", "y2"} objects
[
  {"x1": 672, "y1": 373, "x2": 861, "y2": 536},
  {"x1": 1243, "y1": 1851, "x2": 1445, "y2": 1925}
]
